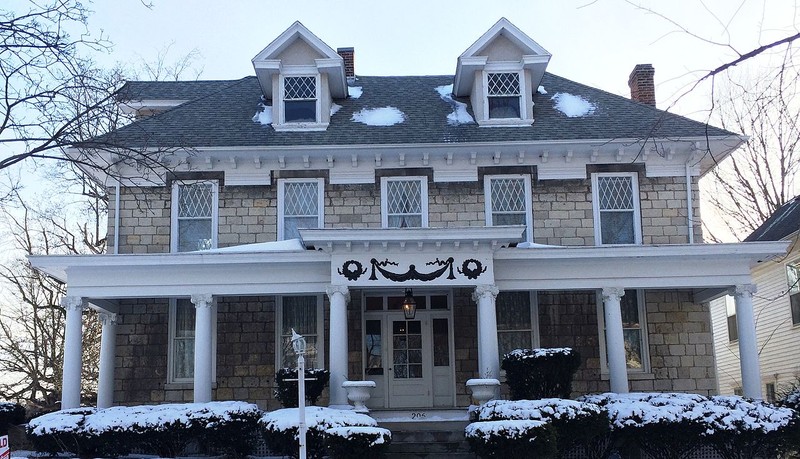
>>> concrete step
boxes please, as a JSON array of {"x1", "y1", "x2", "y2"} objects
[{"x1": 379, "y1": 419, "x2": 475, "y2": 458}]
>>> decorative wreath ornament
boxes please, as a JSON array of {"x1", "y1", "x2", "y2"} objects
[
  {"x1": 338, "y1": 260, "x2": 367, "y2": 281},
  {"x1": 458, "y1": 259, "x2": 486, "y2": 280}
]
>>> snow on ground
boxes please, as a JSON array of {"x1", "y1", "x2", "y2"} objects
[
  {"x1": 434, "y1": 84, "x2": 475, "y2": 125},
  {"x1": 351, "y1": 106, "x2": 406, "y2": 126},
  {"x1": 330, "y1": 103, "x2": 342, "y2": 116},
  {"x1": 551, "y1": 92, "x2": 596, "y2": 117},
  {"x1": 252, "y1": 103, "x2": 273, "y2": 125},
  {"x1": 348, "y1": 86, "x2": 363, "y2": 98},
  {"x1": 202, "y1": 239, "x2": 304, "y2": 253}
]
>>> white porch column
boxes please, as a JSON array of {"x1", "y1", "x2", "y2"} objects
[
  {"x1": 191, "y1": 294, "x2": 214, "y2": 403},
  {"x1": 473, "y1": 285, "x2": 500, "y2": 379},
  {"x1": 97, "y1": 312, "x2": 118, "y2": 408},
  {"x1": 602, "y1": 287, "x2": 629, "y2": 393},
  {"x1": 61, "y1": 296, "x2": 85, "y2": 409},
  {"x1": 326, "y1": 285, "x2": 350, "y2": 407},
  {"x1": 731, "y1": 284, "x2": 762, "y2": 399}
]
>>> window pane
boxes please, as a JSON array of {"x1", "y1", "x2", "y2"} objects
[
  {"x1": 492, "y1": 213, "x2": 526, "y2": 226},
  {"x1": 386, "y1": 180, "x2": 422, "y2": 214},
  {"x1": 623, "y1": 329, "x2": 643, "y2": 369},
  {"x1": 430, "y1": 295, "x2": 448, "y2": 310},
  {"x1": 620, "y1": 292, "x2": 640, "y2": 328},
  {"x1": 488, "y1": 96, "x2": 521, "y2": 118},
  {"x1": 284, "y1": 216, "x2": 319, "y2": 240},
  {"x1": 727, "y1": 314, "x2": 738, "y2": 342},
  {"x1": 178, "y1": 219, "x2": 213, "y2": 252},
  {"x1": 491, "y1": 178, "x2": 526, "y2": 212},
  {"x1": 496, "y1": 292, "x2": 532, "y2": 331},
  {"x1": 791, "y1": 293, "x2": 800, "y2": 326},
  {"x1": 600, "y1": 211, "x2": 635, "y2": 244},
  {"x1": 388, "y1": 215, "x2": 422, "y2": 228},
  {"x1": 788, "y1": 263, "x2": 800, "y2": 294},
  {"x1": 280, "y1": 296, "x2": 319, "y2": 368},
  {"x1": 598, "y1": 176, "x2": 634, "y2": 210},
  {"x1": 488, "y1": 73, "x2": 520, "y2": 96},
  {"x1": 285, "y1": 100, "x2": 316, "y2": 123},
  {"x1": 284, "y1": 76, "x2": 316, "y2": 99},
  {"x1": 433, "y1": 319, "x2": 450, "y2": 366},
  {"x1": 284, "y1": 182, "x2": 319, "y2": 216},
  {"x1": 175, "y1": 300, "x2": 195, "y2": 338},
  {"x1": 173, "y1": 300, "x2": 195, "y2": 380},
  {"x1": 178, "y1": 183, "x2": 213, "y2": 218},
  {"x1": 365, "y1": 320, "x2": 382, "y2": 375},
  {"x1": 499, "y1": 331, "x2": 531, "y2": 360}
]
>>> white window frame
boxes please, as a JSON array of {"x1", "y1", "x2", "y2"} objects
[
  {"x1": 170, "y1": 180, "x2": 219, "y2": 253},
  {"x1": 484, "y1": 174, "x2": 533, "y2": 243},
  {"x1": 725, "y1": 295, "x2": 738, "y2": 342},
  {"x1": 380, "y1": 176, "x2": 429, "y2": 228},
  {"x1": 275, "y1": 295, "x2": 325, "y2": 370},
  {"x1": 591, "y1": 172, "x2": 642, "y2": 246},
  {"x1": 480, "y1": 65, "x2": 530, "y2": 126},
  {"x1": 277, "y1": 178, "x2": 325, "y2": 240},
  {"x1": 275, "y1": 69, "x2": 325, "y2": 131},
  {"x1": 787, "y1": 259, "x2": 800, "y2": 326},
  {"x1": 597, "y1": 289, "x2": 650, "y2": 374},
  {"x1": 496, "y1": 290, "x2": 540, "y2": 364},
  {"x1": 167, "y1": 298, "x2": 217, "y2": 384}
]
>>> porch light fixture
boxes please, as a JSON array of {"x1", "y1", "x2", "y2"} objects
[{"x1": 402, "y1": 289, "x2": 417, "y2": 319}]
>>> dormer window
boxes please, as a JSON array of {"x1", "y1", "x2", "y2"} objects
[
  {"x1": 283, "y1": 76, "x2": 318, "y2": 123},
  {"x1": 487, "y1": 72, "x2": 522, "y2": 119}
]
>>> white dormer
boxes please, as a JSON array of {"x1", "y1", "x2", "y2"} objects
[
  {"x1": 453, "y1": 18, "x2": 551, "y2": 127},
  {"x1": 251, "y1": 21, "x2": 347, "y2": 131}
]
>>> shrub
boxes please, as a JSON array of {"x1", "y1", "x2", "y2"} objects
[
  {"x1": 260, "y1": 406, "x2": 377, "y2": 459},
  {"x1": 275, "y1": 368, "x2": 331, "y2": 408},
  {"x1": 501, "y1": 348, "x2": 580, "y2": 400},
  {"x1": 27, "y1": 407, "x2": 131, "y2": 458},
  {"x1": 465, "y1": 419, "x2": 557, "y2": 458},
  {"x1": 324, "y1": 426, "x2": 392, "y2": 459},
  {"x1": 0, "y1": 402, "x2": 26, "y2": 436}
]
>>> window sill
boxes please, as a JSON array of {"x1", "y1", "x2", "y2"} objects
[
  {"x1": 477, "y1": 118, "x2": 533, "y2": 128},
  {"x1": 599, "y1": 371, "x2": 654, "y2": 381},
  {"x1": 164, "y1": 382, "x2": 218, "y2": 390},
  {"x1": 273, "y1": 122, "x2": 329, "y2": 132}
]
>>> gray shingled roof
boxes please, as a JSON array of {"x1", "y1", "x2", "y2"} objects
[
  {"x1": 98, "y1": 73, "x2": 736, "y2": 149},
  {"x1": 744, "y1": 196, "x2": 800, "y2": 242}
]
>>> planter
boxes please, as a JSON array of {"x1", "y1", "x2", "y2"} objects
[
  {"x1": 342, "y1": 380, "x2": 376, "y2": 412},
  {"x1": 466, "y1": 378, "x2": 500, "y2": 405}
]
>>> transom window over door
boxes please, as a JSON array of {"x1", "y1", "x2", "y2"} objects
[
  {"x1": 171, "y1": 181, "x2": 218, "y2": 252},
  {"x1": 485, "y1": 175, "x2": 532, "y2": 242},
  {"x1": 382, "y1": 177, "x2": 428, "y2": 228},
  {"x1": 487, "y1": 72, "x2": 521, "y2": 119},
  {"x1": 278, "y1": 178, "x2": 324, "y2": 240},
  {"x1": 283, "y1": 76, "x2": 317, "y2": 123},
  {"x1": 591, "y1": 172, "x2": 642, "y2": 245}
]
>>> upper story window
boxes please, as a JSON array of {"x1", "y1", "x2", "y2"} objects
[
  {"x1": 381, "y1": 177, "x2": 428, "y2": 228},
  {"x1": 487, "y1": 72, "x2": 522, "y2": 119},
  {"x1": 171, "y1": 181, "x2": 218, "y2": 253},
  {"x1": 591, "y1": 172, "x2": 642, "y2": 245},
  {"x1": 598, "y1": 289, "x2": 649, "y2": 372},
  {"x1": 485, "y1": 175, "x2": 532, "y2": 242},
  {"x1": 283, "y1": 76, "x2": 318, "y2": 123},
  {"x1": 277, "y1": 295, "x2": 323, "y2": 369},
  {"x1": 278, "y1": 178, "x2": 324, "y2": 240},
  {"x1": 787, "y1": 261, "x2": 800, "y2": 326}
]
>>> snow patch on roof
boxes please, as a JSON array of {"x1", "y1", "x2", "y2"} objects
[
  {"x1": 252, "y1": 103, "x2": 272, "y2": 125},
  {"x1": 435, "y1": 84, "x2": 475, "y2": 125},
  {"x1": 202, "y1": 239, "x2": 304, "y2": 253},
  {"x1": 551, "y1": 92, "x2": 596, "y2": 117},
  {"x1": 517, "y1": 242, "x2": 563, "y2": 249},
  {"x1": 351, "y1": 106, "x2": 406, "y2": 126},
  {"x1": 330, "y1": 103, "x2": 342, "y2": 116},
  {"x1": 538, "y1": 85, "x2": 547, "y2": 95},
  {"x1": 348, "y1": 86, "x2": 363, "y2": 99}
]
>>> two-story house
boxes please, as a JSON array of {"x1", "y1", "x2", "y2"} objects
[{"x1": 30, "y1": 19, "x2": 789, "y2": 413}]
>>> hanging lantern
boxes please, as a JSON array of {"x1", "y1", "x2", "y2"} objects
[{"x1": 402, "y1": 289, "x2": 417, "y2": 319}]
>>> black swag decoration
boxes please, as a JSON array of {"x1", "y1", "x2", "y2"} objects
[{"x1": 369, "y1": 257, "x2": 457, "y2": 282}]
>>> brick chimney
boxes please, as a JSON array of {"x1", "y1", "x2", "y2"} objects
[
  {"x1": 628, "y1": 64, "x2": 655, "y2": 106},
  {"x1": 337, "y1": 47, "x2": 355, "y2": 79}
]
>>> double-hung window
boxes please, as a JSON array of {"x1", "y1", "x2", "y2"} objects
[
  {"x1": 598, "y1": 289, "x2": 648, "y2": 372},
  {"x1": 168, "y1": 298, "x2": 216, "y2": 383},
  {"x1": 788, "y1": 261, "x2": 800, "y2": 325},
  {"x1": 171, "y1": 181, "x2": 218, "y2": 252},
  {"x1": 485, "y1": 175, "x2": 533, "y2": 242},
  {"x1": 278, "y1": 178, "x2": 324, "y2": 240},
  {"x1": 725, "y1": 295, "x2": 738, "y2": 342},
  {"x1": 487, "y1": 72, "x2": 522, "y2": 119},
  {"x1": 381, "y1": 177, "x2": 428, "y2": 228},
  {"x1": 277, "y1": 295, "x2": 324, "y2": 369},
  {"x1": 496, "y1": 291, "x2": 539, "y2": 361},
  {"x1": 283, "y1": 76, "x2": 318, "y2": 123},
  {"x1": 591, "y1": 172, "x2": 642, "y2": 245}
]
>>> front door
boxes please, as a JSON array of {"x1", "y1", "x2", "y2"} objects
[{"x1": 388, "y1": 316, "x2": 431, "y2": 408}]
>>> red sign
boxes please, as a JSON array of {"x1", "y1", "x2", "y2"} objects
[{"x1": 0, "y1": 434, "x2": 9, "y2": 459}]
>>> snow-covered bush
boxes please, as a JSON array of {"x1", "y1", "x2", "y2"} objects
[
  {"x1": 275, "y1": 367, "x2": 330, "y2": 407},
  {"x1": 474, "y1": 399, "x2": 609, "y2": 457},
  {"x1": 465, "y1": 419, "x2": 557, "y2": 458},
  {"x1": 501, "y1": 348, "x2": 580, "y2": 399},
  {"x1": 260, "y1": 406, "x2": 378, "y2": 459},
  {"x1": 0, "y1": 402, "x2": 26, "y2": 435},
  {"x1": 28, "y1": 402, "x2": 261, "y2": 458},
  {"x1": 324, "y1": 426, "x2": 392, "y2": 459}
]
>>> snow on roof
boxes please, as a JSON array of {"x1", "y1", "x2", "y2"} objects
[
  {"x1": 348, "y1": 86, "x2": 363, "y2": 99},
  {"x1": 330, "y1": 103, "x2": 342, "y2": 116},
  {"x1": 351, "y1": 106, "x2": 406, "y2": 126},
  {"x1": 551, "y1": 92, "x2": 596, "y2": 117},
  {"x1": 201, "y1": 239, "x2": 304, "y2": 253},
  {"x1": 252, "y1": 103, "x2": 273, "y2": 125},
  {"x1": 435, "y1": 84, "x2": 475, "y2": 125},
  {"x1": 516, "y1": 242, "x2": 564, "y2": 249},
  {"x1": 537, "y1": 85, "x2": 547, "y2": 95}
]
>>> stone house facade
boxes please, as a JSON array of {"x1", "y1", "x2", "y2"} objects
[{"x1": 31, "y1": 19, "x2": 787, "y2": 413}]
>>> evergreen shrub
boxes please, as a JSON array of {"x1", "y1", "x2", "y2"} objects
[
  {"x1": 275, "y1": 368, "x2": 330, "y2": 407},
  {"x1": 501, "y1": 348, "x2": 580, "y2": 399}
]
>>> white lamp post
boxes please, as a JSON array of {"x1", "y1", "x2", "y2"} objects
[{"x1": 291, "y1": 329, "x2": 308, "y2": 459}]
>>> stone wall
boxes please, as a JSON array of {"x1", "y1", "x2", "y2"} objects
[{"x1": 107, "y1": 170, "x2": 700, "y2": 253}]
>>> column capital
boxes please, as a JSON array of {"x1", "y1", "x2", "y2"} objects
[
  {"x1": 190, "y1": 294, "x2": 214, "y2": 309},
  {"x1": 61, "y1": 296, "x2": 85, "y2": 312},
  {"x1": 472, "y1": 284, "x2": 499, "y2": 303},
  {"x1": 326, "y1": 285, "x2": 350, "y2": 303},
  {"x1": 729, "y1": 284, "x2": 757, "y2": 297},
  {"x1": 602, "y1": 287, "x2": 626, "y2": 302},
  {"x1": 98, "y1": 312, "x2": 118, "y2": 327}
]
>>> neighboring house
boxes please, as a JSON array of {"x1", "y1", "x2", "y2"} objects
[
  {"x1": 30, "y1": 19, "x2": 788, "y2": 413},
  {"x1": 712, "y1": 196, "x2": 800, "y2": 401}
]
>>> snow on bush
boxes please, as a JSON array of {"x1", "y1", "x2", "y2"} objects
[
  {"x1": 324, "y1": 426, "x2": 392, "y2": 458},
  {"x1": 502, "y1": 347, "x2": 581, "y2": 400},
  {"x1": 465, "y1": 419, "x2": 557, "y2": 458},
  {"x1": 475, "y1": 398, "x2": 601, "y2": 422}
]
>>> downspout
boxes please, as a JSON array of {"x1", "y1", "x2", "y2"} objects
[
  {"x1": 113, "y1": 180, "x2": 121, "y2": 254},
  {"x1": 685, "y1": 163, "x2": 694, "y2": 244}
]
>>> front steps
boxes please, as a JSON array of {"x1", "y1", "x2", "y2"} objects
[{"x1": 373, "y1": 410, "x2": 476, "y2": 458}]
